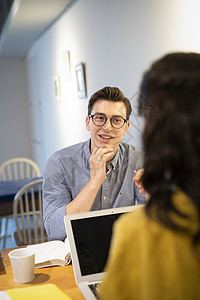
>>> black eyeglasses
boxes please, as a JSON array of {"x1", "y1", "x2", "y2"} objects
[{"x1": 89, "y1": 113, "x2": 127, "y2": 129}]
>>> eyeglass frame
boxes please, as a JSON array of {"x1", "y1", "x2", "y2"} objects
[{"x1": 88, "y1": 113, "x2": 128, "y2": 129}]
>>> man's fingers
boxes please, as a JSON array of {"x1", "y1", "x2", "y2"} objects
[
  {"x1": 133, "y1": 168, "x2": 144, "y2": 183},
  {"x1": 104, "y1": 151, "x2": 114, "y2": 162},
  {"x1": 91, "y1": 147, "x2": 114, "y2": 161},
  {"x1": 133, "y1": 169, "x2": 144, "y2": 193}
]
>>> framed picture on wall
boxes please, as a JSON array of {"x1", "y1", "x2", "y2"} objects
[
  {"x1": 75, "y1": 62, "x2": 87, "y2": 98},
  {"x1": 53, "y1": 74, "x2": 61, "y2": 103}
]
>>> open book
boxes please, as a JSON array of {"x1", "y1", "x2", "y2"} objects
[{"x1": 27, "y1": 238, "x2": 71, "y2": 268}]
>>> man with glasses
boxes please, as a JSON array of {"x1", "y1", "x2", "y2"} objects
[{"x1": 43, "y1": 86, "x2": 145, "y2": 240}]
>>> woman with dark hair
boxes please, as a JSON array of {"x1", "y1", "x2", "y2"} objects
[{"x1": 99, "y1": 53, "x2": 200, "y2": 299}]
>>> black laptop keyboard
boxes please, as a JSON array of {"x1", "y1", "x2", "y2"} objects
[{"x1": 89, "y1": 283, "x2": 100, "y2": 299}]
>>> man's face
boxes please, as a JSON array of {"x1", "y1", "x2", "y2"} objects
[{"x1": 86, "y1": 99, "x2": 130, "y2": 153}]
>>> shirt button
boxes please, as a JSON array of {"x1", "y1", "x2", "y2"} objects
[{"x1": 103, "y1": 196, "x2": 106, "y2": 200}]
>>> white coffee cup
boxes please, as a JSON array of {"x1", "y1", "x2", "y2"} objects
[{"x1": 8, "y1": 248, "x2": 35, "y2": 283}]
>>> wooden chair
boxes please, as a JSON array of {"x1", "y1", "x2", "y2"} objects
[
  {"x1": 0, "y1": 157, "x2": 41, "y2": 181},
  {"x1": 0, "y1": 157, "x2": 41, "y2": 248},
  {"x1": 13, "y1": 178, "x2": 48, "y2": 246}
]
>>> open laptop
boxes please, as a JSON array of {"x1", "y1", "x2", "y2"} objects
[{"x1": 64, "y1": 205, "x2": 138, "y2": 300}]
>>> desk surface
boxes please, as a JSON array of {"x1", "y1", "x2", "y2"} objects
[{"x1": 0, "y1": 247, "x2": 84, "y2": 300}]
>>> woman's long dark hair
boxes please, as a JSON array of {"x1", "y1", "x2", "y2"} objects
[{"x1": 138, "y1": 52, "x2": 200, "y2": 244}]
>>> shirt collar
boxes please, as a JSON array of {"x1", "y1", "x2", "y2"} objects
[
  {"x1": 108, "y1": 147, "x2": 119, "y2": 170},
  {"x1": 169, "y1": 189, "x2": 198, "y2": 233},
  {"x1": 172, "y1": 189, "x2": 198, "y2": 218}
]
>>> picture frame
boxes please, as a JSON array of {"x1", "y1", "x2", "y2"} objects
[
  {"x1": 53, "y1": 74, "x2": 61, "y2": 103},
  {"x1": 75, "y1": 62, "x2": 87, "y2": 98},
  {"x1": 62, "y1": 50, "x2": 71, "y2": 81}
]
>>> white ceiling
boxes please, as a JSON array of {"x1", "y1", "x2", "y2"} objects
[{"x1": 0, "y1": 0, "x2": 74, "y2": 58}]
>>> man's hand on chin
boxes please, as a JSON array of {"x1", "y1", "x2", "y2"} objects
[{"x1": 89, "y1": 147, "x2": 114, "y2": 186}]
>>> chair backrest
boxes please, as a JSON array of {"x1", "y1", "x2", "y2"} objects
[
  {"x1": 0, "y1": 157, "x2": 41, "y2": 181},
  {"x1": 13, "y1": 178, "x2": 49, "y2": 246}
]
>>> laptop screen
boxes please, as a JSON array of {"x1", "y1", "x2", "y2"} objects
[{"x1": 71, "y1": 213, "x2": 122, "y2": 276}]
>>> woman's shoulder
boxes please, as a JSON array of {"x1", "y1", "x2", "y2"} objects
[
  {"x1": 114, "y1": 205, "x2": 146, "y2": 237},
  {"x1": 114, "y1": 204, "x2": 169, "y2": 241}
]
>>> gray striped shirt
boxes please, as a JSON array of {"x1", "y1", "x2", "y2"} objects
[{"x1": 43, "y1": 139, "x2": 145, "y2": 240}]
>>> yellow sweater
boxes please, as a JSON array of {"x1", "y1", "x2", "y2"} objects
[{"x1": 99, "y1": 190, "x2": 200, "y2": 300}]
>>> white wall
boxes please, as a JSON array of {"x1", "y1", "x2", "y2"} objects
[
  {"x1": 0, "y1": 58, "x2": 32, "y2": 165},
  {"x1": 25, "y1": 0, "x2": 200, "y2": 172}
]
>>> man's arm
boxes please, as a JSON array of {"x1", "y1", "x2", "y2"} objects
[
  {"x1": 43, "y1": 147, "x2": 114, "y2": 240},
  {"x1": 66, "y1": 147, "x2": 114, "y2": 214},
  {"x1": 43, "y1": 159, "x2": 72, "y2": 240}
]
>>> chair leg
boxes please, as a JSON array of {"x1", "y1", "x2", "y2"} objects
[
  {"x1": 3, "y1": 217, "x2": 8, "y2": 249},
  {"x1": 0, "y1": 217, "x2": 6, "y2": 249},
  {"x1": 0, "y1": 218, "x2": 2, "y2": 248},
  {"x1": 0, "y1": 217, "x2": 2, "y2": 237},
  {"x1": 2, "y1": 216, "x2": 12, "y2": 249}
]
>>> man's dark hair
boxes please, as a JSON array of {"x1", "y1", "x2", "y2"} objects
[{"x1": 88, "y1": 86, "x2": 132, "y2": 120}]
